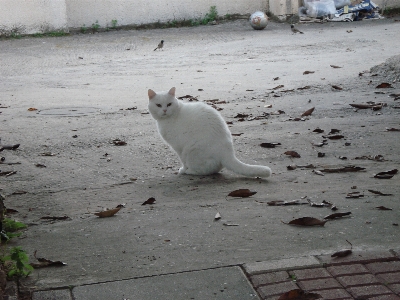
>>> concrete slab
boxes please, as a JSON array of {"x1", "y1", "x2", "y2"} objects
[
  {"x1": 244, "y1": 256, "x2": 321, "y2": 275},
  {"x1": 72, "y1": 267, "x2": 258, "y2": 300}
]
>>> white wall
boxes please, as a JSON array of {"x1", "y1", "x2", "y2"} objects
[
  {"x1": 65, "y1": 0, "x2": 268, "y2": 29},
  {"x1": 0, "y1": 0, "x2": 67, "y2": 35}
]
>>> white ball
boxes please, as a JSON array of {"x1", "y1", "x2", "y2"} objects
[{"x1": 250, "y1": 11, "x2": 268, "y2": 30}]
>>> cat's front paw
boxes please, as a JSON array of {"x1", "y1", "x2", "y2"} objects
[{"x1": 178, "y1": 167, "x2": 187, "y2": 175}]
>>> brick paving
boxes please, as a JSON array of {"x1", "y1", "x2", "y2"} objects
[{"x1": 245, "y1": 251, "x2": 400, "y2": 300}]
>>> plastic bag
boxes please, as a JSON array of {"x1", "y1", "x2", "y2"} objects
[{"x1": 304, "y1": 0, "x2": 336, "y2": 17}]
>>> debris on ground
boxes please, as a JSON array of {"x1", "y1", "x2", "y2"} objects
[{"x1": 299, "y1": 0, "x2": 382, "y2": 23}]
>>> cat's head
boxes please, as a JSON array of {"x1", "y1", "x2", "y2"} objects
[{"x1": 148, "y1": 87, "x2": 179, "y2": 120}]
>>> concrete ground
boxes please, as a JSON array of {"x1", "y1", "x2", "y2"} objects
[{"x1": 0, "y1": 17, "x2": 399, "y2": 299}]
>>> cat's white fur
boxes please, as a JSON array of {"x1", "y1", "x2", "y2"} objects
[{"x1": 148, "y1": 87, "x2": 271, "y2": 178}]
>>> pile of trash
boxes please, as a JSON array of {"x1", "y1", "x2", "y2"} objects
[{"x1": 299, "y1": 0, "x2": 382, "y2": 22}]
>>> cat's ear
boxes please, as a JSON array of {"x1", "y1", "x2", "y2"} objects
[
  {"x1": 148, "y1": 89, "x2": 157, "y2": 100},
  {"x1": 168, "y1": 87, "x2": 176, "y2": 97}
]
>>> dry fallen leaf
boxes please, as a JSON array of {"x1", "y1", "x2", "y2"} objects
[
  {"x1": 331, "y1": 249, "x2": 352, "y2": 258},
  {"x1": 374, "y1": 169, "x2": 398, "y2": 179},
  {"x1": 346, "y1": 192, "x2": 364, "y2": 199},
  {"x1": 278, "y1": 289, "x2": 322, "y2": 300},
  {"x1": 323, "y1": 134, "x2": 344, "y2": 140},
  {"x1": 301, "y1": 107, "x2": 315, "y2": 117},
  {"x1": 376, "y1": 206, "x2": 392, "y2": 210},
  {"x1": 40, "y1": 216, "x2": 70, "y2": 221},
  {"x1": 284, "y1": 151, "x2": 301, "y2": 158},
  {"x1": 385, "y1": 127, "x2": 400, "y2": 132},
  {"x1": 283, "y1": 217, "x2": 327, "y2": 227},
  {"x1": 112, "y1": 139, "x2": 127, "y2": 146},
  {"x1": 324, "y1": 212, "x2": 352, "y2": 219},
  {"x1": 260, "y1": 142, "x2": 281, "y2": 148},
  {"x1": 331, "y1": 85, "x2": 343, "y2": 90},
  {"x1": 321, "y1": 166, "x2": 365, "y2": 173},
  {"x1": 142, "y1": 197, "x2": 156, "y2": 205},
  {"x1": 376, "y1": 82, "x2": 393, "y2": 88},
  {"x1": 272, "y1": 85, "x2": 284, "y2": 90},
  {"x1": 368, "y1": 189, "x2": 393, "y2": 196},
  {"x1": 28, "y1": 107, "x2": 37, "y2": 111},
  {"x1": 313, "y1": 128, "x2": 324, "y2": 133},
  {"x1": 313, "y1": 170, "x2": 324, "y2": 176},
  {"x1": 32, "y1": 251, "x2": 67, "y2": 268},
  {"x1": 94, "y1": 207, "x2": 121, "y2": 218},
  {"x1": 303, "y1": 71, "x2": 315, "y2": 75},
  {"x1": 267, "y1": 199, "x2": 307, "y2": 206},
  {"x1": 227, "y1": 189, "x2": 257, "y2": 198},
  {"x1": 349, "y1": 103, "x2": 373, "y2": 109},
  {"x1": 330, "y1": 65, "x2": 342, "y2": 68}
]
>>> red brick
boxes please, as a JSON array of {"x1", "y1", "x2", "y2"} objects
[
  {"x1": 307, "y1": 288, "x2": 352, "y2": 300},
  {"x1": 348, "y1": 284, "x2": 393, "y2": 298},
  {"x1": 377, "y1": 272, "x2": 400, "y2": 284},
  {"x1": 327, "y1": 264, "x2": 369, "y2": 277},
  {"x1": 337, "y1": 274, "x2": 381, "y2": 288},
  {"x1": 369, "y1": 295, "x2": 400, "y2": 300},
  {"x1": 290, "y1": 268, "x2": 332, "y2": 280},
  {"x1": 257, "y1": 281, "x2": 298, "y2": 298},
  {"x1": 250, "y1": 271, "x2": 290, "y2": 287},
  {"x1": 317, "y1": 251, "x2": 397, "y2": 266},
  {"x1": 298, "y1": 278, "x2": 341, "y2": 291},
  {"x1": 367, "y1": 261, "x2": 400, "y2": 274}
]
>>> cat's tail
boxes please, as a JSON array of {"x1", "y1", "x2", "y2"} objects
[{"x1": 222, "y1": 155, "x2": 271, "y2": 178}]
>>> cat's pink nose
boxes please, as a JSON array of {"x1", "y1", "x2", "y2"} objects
[{"x1": 163, "y1": 109, "x2": 167, "y2": 113}]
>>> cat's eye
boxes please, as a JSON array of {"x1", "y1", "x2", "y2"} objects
[
  {"x1": 167, "y1": 103, "x2": 172, "y2": 107},
  {"x1": 156, "y1": 104, "x2": 162, "y2": 107}
]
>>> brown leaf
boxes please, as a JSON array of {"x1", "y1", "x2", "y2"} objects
[
  {"x1": 376, "y1": 82, "x2": 393, "y2": 88},
  {"x1": 321, "y1": 166, "x2": 365, "y2": 173},
  {"x1": 376, "y1": 206, "x2": 392, "y2": 210},
  {"x1": 28, "y1": 107, "x2": 37, "y2": 111},
  {"x1": 142, "y1": 197, "x2": 156, "y2": 205},
  {"x1": 283, "y1": 217, "x2": 327, "y2": 226},
  {"x1": 346, "y1": 192, "x2": 364, "y2": 198},
  {"x1": 94, "y1": 207, "x2": 121, "y2": 218},
  {"x1": 331, "y1": 249, "x2": 352, "y2": 258},
  {"x1": 323, "y1": 134, "x2": 344, "y2": 140},
  {"x1": 278, "y1": 289, "x2": 322, "y2": 300},
  {"x1": 40, "y1": 216, "x2": 70, "y2": 221},
  {"x1": 297, "y1": 86, "x2": 311, "y2": 90},
  {"x1": 234, "y1": 113, "x2": 249, "y2": 118},
  {"x1": 385, "y1": 127, "x2": 400, "y2": 132},
  {"x1": 228, "y1": 189, "x2": 257, "y2": 198},
  {"x1": 313, "y1": 128, "x2": 324, "y2": 133},
  {"x1": 374, "y1": 169, "x2": 398, "y2": 179},
  {"x1": 349, "y1": 103, "x2": 373, "y2": 109},
  {"x1": 260, "y1": 142, "x2": 281, "y2": 148},
  {"x1": 284, "y1": 151, "x2": 301, "y2": 158},
  {"x1": 368, "y1": 189, "x2": 393, "y2": 196},
  {"x1": 272, "y1": 85, "x2": 284, "y2": 90},
  {"x1": 301, "y1": 107, "x2": 315, "y2": 117},
  {"x1": 324, "y1": 212, "x2": 352, "y2": 219},
  {"x1": 303, "y1": 71, "x2": 315, "y2": 75},
  {"x1": 330, "y1": 65, "x2": 342, "y2": 68},
  {"x1": 231, "y1": 133, "x2": 244, "y2": 136},
  {"x1": 331, "y1": 85, "x2": 343, "y2": 90},
  {"x1": 32, "y1": 251, "x2": 67, "y2": 268},
  {"x1": 112, "y1": 139, "x2": 127, "y2": 146}
]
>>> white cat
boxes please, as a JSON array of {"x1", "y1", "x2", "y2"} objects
[{"x1": 148, "y1": 87, "x2": 271, "y2": 178}]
